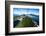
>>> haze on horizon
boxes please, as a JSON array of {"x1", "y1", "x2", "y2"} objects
[{"x1": 13, "y1": 8, "x2": 39, "y2": 16}]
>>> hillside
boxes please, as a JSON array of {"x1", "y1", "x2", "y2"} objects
[{"x1": 14, "y1": 16, "x2": 36, "y2": 27}]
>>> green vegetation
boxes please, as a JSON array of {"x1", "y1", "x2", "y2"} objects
[
  {"x1": 21, "y1": 16, "x2": 35, "y2": 27},
  {"x1": 14, "y1": 16, "x2": 35, "y2": 27}
]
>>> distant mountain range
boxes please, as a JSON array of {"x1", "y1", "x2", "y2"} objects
[{"x1": 14, "y1": 14, "x2": 39, "y2": 17}]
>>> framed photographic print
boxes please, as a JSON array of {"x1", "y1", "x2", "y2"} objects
[{"x1": 5, "y1": 1, "x2": 45, "y2": 35}]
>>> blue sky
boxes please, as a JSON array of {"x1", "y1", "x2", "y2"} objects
[{"x1": 13, "y1": 8, "x2": 39, "y2": 16}]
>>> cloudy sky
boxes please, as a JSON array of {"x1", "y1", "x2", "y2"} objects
[{"x1": 13, "y1": 8, "x2": 39, "y2": 16}]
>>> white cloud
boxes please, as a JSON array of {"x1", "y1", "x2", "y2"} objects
[
  {"x1": 13, "y1": 11, "x2": 29, "y2": 15},
  {"x1": 13, "y1": 11, "x2": 39, "y2": 15}
]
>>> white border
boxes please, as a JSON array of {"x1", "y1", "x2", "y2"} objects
[{"x1": 10, "y1": 5, "x2": 43, "y2": 33}]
